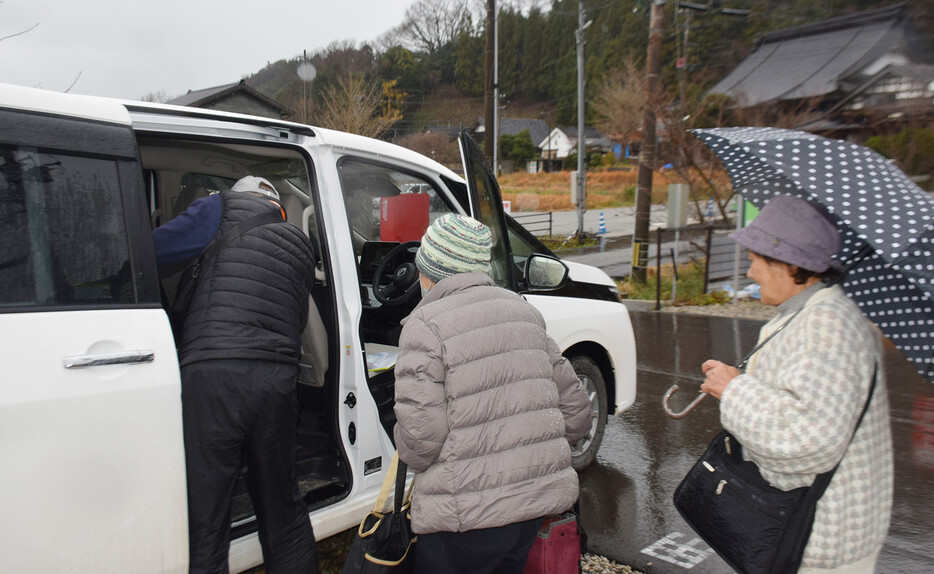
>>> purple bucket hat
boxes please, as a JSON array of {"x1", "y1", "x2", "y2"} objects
[{"x1": 730, "y1": 195, "x2": 841, "y2": 272}]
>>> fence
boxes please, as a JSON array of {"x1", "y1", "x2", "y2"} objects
[
  {"x1": 510, "y1": 212, "x2": 553, "y2": 236},
  {"x1": 650, "y1": 224, "x2": 754, "y2": 310},
  {"x1": 706, "y1": 228, "x2": 752, "y2": 289}
]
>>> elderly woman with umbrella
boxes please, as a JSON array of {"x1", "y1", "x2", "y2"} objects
[{"x1": 700, "y1": 194, "x2": 893, "y2": 573}]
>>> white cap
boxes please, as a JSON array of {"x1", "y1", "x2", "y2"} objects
[{"x1": 231, "y1": 176, "x2": 279, "y2": 201}]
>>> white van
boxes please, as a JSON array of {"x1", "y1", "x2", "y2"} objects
[{"x1": 0, "y1": 83, "x2": 636, "y2": 573}]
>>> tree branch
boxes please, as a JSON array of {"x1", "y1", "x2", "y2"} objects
[
  {"x1": 0, "y1": 22, "x2": 38, "y2": 42},
  {"x1": 63, "y1": 70, "x2": 82, "y2": 93}
]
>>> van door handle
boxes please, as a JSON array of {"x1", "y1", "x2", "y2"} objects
[{"x1": 63, "y1": 350, "x2": 155, "y2": 369}]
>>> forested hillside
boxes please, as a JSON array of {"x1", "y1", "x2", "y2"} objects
[{"x1": 245, "y1": 0, "x2": 932, "y2": 140}]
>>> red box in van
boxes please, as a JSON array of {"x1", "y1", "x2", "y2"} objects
[{"x1": 379, "y1": 194, "x2": 430, "y2": 243}]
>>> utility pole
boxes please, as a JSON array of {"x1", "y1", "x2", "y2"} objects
[
  {"x1": 631, "y1": 0, "x2": 665, "y2": 282},
  {"x1": 575, "y1": 1, "x2": 591, "y2": 240},
  {"x1": 493, "y1": 7, "x2": 500, "y2": 175},
  {"x1": 678, "y1": 9, "x2": 691, "y2": 108},
  {"x1": 674, "y1": 2, "x2": 749, "y2": 109},
  {"x1": 484, "y1": 0, "x2": 495, "y2": 164},
  {"x1": 297, "y1": 50, "x2": 316, "y2": 125}
]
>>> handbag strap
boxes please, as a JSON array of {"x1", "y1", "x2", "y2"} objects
[
  {"x1": 201, "y1": 210, "x2": 283, "y2": 267},
  {"x1": 394, "y1": 459, "x2": 408, "y2": 513},
  {"x1": 183, "y1": 210, "x2": 283, "y2": 282},
  {"x1": 373, "y1": 452, "x2": 413, "y2": 514},
  {"x1": 737, "y1": 308, "x2": 801, "y2": 369},
  {"x1": 805, "y1": 363, "x2": 878, "y2": 501}
]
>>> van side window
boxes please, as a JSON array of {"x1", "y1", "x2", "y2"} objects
[
  {"x1": 0, "y1": 144, "x2": 134, "y2": 308},
  {"x1": 338, "y1": 159, "x2": 454, "y2": 257}
]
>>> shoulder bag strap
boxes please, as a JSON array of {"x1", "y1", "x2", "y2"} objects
[
  {"x1": 199, "y1": 210, "x2": 283, "y2": 268},
  {"x1": 737, "y1": 309, "x2": 801, "y2": 370},
  {"x1": 170, "y1": 210, "x2": 284, "y2": 335},
  {"x1": 372, "y1": 452, "x2": 400, "y2": 514},
  {"x1": 394, "y1": 459, "x2": 409, "y2": 513},
  {"x1": 806, "y1": 363, "x2": 878, "y2": 500}
]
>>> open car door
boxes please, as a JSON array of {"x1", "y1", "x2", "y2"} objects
[{"x1": 458, "y1": 131, "x2": 516, "y2": 288}]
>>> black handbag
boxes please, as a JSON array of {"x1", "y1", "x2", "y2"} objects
[
  {"x1": 342, "y1": 453, "x2": 416, "y2": 574},
  {"x1": 674, "y1": 370, "x2": 877, "y2": 574}
]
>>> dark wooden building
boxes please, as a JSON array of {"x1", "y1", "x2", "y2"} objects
[{"x1": 167, "y1": 80, "x2": 291, "y2": 120}]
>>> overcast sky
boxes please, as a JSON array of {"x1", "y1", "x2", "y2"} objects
[{"x1": 0, "y1": 0, "x2": 414, "y2": 100}]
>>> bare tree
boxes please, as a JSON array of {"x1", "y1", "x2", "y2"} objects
[
  {"x1": 140, "y1": 89, "x2": 170, "y2": 103},
  {"x1": 63, "y1": 71, "x2": 82, "y2": 93},
  {"x1": 317, "y1": 74, "x2": 402, "y2": 139},
  {"x1": 371, "y1": 30, "x2": 400, "y2": 54},
  {"x1": 735, "y1": 96, "x2": 828, "y2": 130},
  {"x1": 313, "y1": 40, "x2": 374, "y2": 75},
  {"x1": 0, "y1": 22, "x2": 37, "y2": 42},
  {"x1": 394, "y1": 131, "x2": 461, "y2": 165},
  {"x1": 592, "y1": 58, "x2": 645, "y2": 141},
  {"x1": 652, "y1": 70, "x2": 739, "y2": 223},
  {"x1": 499, "y1": 0, "x2": 547, "y2": 16},
  {"x1": 0, "y1": 2, "x2": 38, "y2": 43},
  {"x1": 1, "y1": 4, "x2": 82, "y2": 92},
  {"x1": 393, "y1": 0, "x2": 473, "y2": 54},
  {"x1": 656, "y1": 89, "x2": 830, "y2": 223},
  {"x1": 661, "y1": 109, "x2": 732, "y2": 224},
  {"x1": 590, "y1": 58, "x2": 738, "y2": 222}
]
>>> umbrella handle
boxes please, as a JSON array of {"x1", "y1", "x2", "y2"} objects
[{"x1": 663, "y1": 384, "x2": 709, "y2": 419}]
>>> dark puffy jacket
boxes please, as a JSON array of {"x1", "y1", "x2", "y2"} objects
[{"x1": 179, "y1": 191, "x2": 314, "y2": 367}]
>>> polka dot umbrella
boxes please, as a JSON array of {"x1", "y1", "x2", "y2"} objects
[{"x1": 694, "y1": 127, "x2": 934, "y2": 382}]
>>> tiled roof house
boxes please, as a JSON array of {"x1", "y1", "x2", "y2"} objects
[
  {"x1": 167, "y1": 80, "x2": 292, "y2": 120},
  {"x1": 709, "y1": 4, "x2": 931, "y2": 136}
]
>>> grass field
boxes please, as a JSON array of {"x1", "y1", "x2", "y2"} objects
[{"x1": 498, "y1": 168, "x2": 685, "y2": 212}]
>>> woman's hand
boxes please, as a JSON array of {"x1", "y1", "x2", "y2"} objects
[{"x1": 701, "y1": 360, "x2": 741, "y2": 400}]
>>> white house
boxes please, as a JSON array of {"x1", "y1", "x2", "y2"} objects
[{"x1": 538, "y1": 126, "x2": 612, "y2": 160}]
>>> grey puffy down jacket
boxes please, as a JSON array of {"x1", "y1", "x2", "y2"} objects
[{"x1": 392, "y1": 272, "x2": 591, "y2": 534}]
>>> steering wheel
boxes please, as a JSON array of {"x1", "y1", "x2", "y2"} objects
[{"x1": 372, "y1": 241, "x2": 421, "y2": 306}]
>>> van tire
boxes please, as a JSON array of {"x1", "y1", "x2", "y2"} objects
[{"x1": 569, "y1": 355, "x2": 607, "y2": 470}]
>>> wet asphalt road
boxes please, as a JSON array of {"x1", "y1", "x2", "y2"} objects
[{"x1": 579, "y1": 311, "x2": 934, "y2": 573}]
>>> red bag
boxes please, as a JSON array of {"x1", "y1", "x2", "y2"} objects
[{"x1": 523, "y1": 512, "x2": 583, "y2": 574}]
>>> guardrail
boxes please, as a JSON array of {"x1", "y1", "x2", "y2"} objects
[
  {"x1": 510, "y1": 212, "x2": 553, "y2": 236},
  {"x1": 650, "y1": 224, "x2": 754, "y2": 310}
]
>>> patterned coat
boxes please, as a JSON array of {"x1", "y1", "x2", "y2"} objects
[
  {"x1": 392, "y1": 272, "x2": 591, "y2": 534},
  {"x1": 720, "y1": 285, "x2": 893, "y2": 570}
]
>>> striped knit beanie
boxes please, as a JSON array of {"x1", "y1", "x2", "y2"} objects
[{"x1": 415, "y1": 214, "x2": 492, "y2": 283}]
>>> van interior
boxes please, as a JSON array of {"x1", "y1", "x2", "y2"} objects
[{"x1": 138, "y1": 134, "x2": 457, "y2": 536}]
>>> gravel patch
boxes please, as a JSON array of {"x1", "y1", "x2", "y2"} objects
[{"x1": 582, "y1": 552, "x2": 646, "y2": 573}]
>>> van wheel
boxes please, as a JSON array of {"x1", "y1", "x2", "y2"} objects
[{"x1": 569, "y1": 355, "x2": 607, "y2": 470}]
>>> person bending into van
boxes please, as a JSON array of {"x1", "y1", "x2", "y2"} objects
[
  {"x1": 393, "y1": 214, "x2": 592, "y2": 574},
  {"x1": 153, "y1": 176, "x2": 318, "y2": 574}
]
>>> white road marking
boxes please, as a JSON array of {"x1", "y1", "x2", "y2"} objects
[{"x1": 640, "y1": 532, "x2": 716, "y2": 569}]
